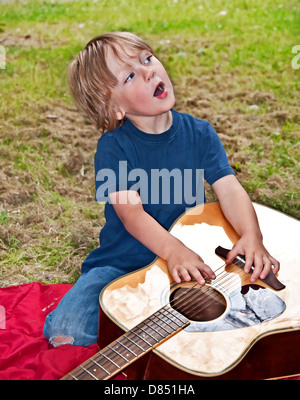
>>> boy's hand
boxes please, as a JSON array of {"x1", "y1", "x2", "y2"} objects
[
  {"x1": 212, "y1": 175, "x2": 280, "y2": 284},
  {"x1": 110, "y1": 190, "x2": 216, "y2": 287},
  {"x1": 225, "y1": 234, "x2": 280, "y2": 283},
  {"x1": 166, "y1": 245, "x2": 216, "y2": 286}
]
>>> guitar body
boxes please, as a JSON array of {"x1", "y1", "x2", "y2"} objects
[{"x1": 99, "y1": 202, "x2": 300, "y2": 380}]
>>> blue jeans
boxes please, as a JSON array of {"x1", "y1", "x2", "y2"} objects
[{"x1": 43, "y1": 265, "x2": 136, "y2": 347}]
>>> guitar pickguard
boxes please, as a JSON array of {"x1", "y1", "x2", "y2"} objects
[{"x1": 169, "y1": 283, "x2": 286, "y2": 333}]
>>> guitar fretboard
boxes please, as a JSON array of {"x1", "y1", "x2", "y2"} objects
[{"x1": 61, "y1": 304, "x2": 190, "y2": 380}]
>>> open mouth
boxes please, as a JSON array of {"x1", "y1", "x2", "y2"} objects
[{"x1": 153, "y1": 82, "x2": 165, "y2": 97}]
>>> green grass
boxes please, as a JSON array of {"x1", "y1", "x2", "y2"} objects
[
  {"x1": 0, "y1": 0, "x2": 299, "y2": 285},
  {"x1": 2, "y1": 1, "x2": 300, "y2": 96}
]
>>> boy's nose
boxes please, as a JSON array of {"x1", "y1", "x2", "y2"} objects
[{"x1": 142, "y1": 66, "x2": 155, "y2": 81}]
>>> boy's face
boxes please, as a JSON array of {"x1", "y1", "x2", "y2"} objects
[{"x1": 106, "y1": 45, "x2": 175, "y2": 125}]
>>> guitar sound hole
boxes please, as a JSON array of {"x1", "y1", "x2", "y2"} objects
[{"x1": 170, "y1": 285, "x2": 227, "y2": 322}]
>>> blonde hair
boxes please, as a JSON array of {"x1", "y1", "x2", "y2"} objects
[{"x1": 68, "y1": 32, "x2": 155, "y2": 132}]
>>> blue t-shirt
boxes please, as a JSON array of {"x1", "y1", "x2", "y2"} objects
[{"x1": 81, "y1": 109, "x2": 234, "y2": 273}]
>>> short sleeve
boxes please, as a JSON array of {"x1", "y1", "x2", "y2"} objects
[
  {"x1": 200, "y1": 122, "x2": 235, "y2": 186},
  {"x1": 94, "y1": 134, "x2": 136, "y2": 202}
]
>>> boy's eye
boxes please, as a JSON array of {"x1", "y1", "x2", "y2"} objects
[
  {"x1": 144, "y1": 55, "x2": 152, "y2": 64},
  {"x1": 124, "y1": 72, "x2": 135, "y2": 83}
]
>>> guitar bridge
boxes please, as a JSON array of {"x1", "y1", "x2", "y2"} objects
[{"x1": 215, "y1": 246, "x2": 285, "y2": 291}]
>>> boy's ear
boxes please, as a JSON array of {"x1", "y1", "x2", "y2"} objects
[{"x1": 114, "y1": 107, "x2": 125, "y2": 121}]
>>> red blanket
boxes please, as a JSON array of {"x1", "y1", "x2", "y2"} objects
[
  {"x1": 0, "y1": 282, "x2": 125, "y2": 380},
  {"x1": 0, "y1": 282, "x2": 298, "y2": 380}
]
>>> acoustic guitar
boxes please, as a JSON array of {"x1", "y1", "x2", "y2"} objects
[{"x1": 62, "y1": 202, "x2": 300, "y2": 380}]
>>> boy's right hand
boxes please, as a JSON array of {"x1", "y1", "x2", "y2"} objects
[{"x1": 166, "y1": 244, "x2": 216, "y2": 286}]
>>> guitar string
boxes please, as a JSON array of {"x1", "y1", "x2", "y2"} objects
[
  {"x1": 110, "y1": 262, "x2": 245, "y2": 361},
  {"x1": 160, "y1": 261, "x2": 248, "y2": 323},
  {"x1": 72, "y1": 290, "x2": 247, "y2": 380},
  {"x1": 80, "y1": 310, "x2": 181, "y2": 379},
  {"x1": 174, "y1": 257, "x2": 264, "y2": 324},
  {"x1": 69, "y1": 261, "x2": 249, "y2": 380},
  {"x1": 166, "y1": 261, "x2": 242, "y2": 313},
  {"x1": 178, "y1": 267, "x2": 248, "y2": 320},
  {"x1": 90, "y1": 264, "x2": 247, "y2": 378},
  {"x1": 175, "y1": 274, "x2": 240, "y2": 321},
  {"x1": 88, "y1": 262, "x2": 246, "y2": 377},
  {"x1": 79, "y1": 291, "x2": 200, "y2": 380}
]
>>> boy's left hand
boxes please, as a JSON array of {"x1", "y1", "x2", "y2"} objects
[{"x1": 225, "y1": 234, "x2": 280, "y2": 283}]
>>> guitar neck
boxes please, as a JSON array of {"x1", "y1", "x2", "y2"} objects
[{"x1": 61, "y1": 304, "x2": 190, "y2": 380}]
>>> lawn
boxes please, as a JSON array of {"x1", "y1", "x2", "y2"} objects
[{"x1": 0, "y1": 0, "x2": 299, "y2": 286}]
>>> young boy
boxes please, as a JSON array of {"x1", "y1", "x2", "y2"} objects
[{"x1": 43, "y1": 32, "x2": 279, "y2": 347}]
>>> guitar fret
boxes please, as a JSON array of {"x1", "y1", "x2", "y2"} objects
[
  {"x1": 62, "y1": 304, "x2": 189, "y2": 380},
  {"x1": 130, "y1": 327, "x2": 153, "y2": 347},
  {"x1": 79, "y1": 365, "x2": 99, "y2": 380},
  {"x1": 70, "y1": 368, "x2": 86, "y2": 380},
  {"x1": 90, "y1": 354, "x2": 122, "y2": 379},
  {"x1": 165, "y1": 305, "x2": 189, "y2": 325},
  {"x1": 142, "y1": 316, "x2": 172, "y2": 341},
  {"x1": 149, "y1": 311, "x2": 176, "y2": 334},
  {"x1": 108, "y1": 344, "x2": 130, "y2": 362},
  {"x1": 90, "y1": 358, "x2": 111, "y2": 377},
  {"x1": 152, "y1": 313, "x2": 174, "y2": 335},
  {"x1": 138, "y1": 323, "x2": 161, "y2": 342},
  {"x1": 68, "y1": 372, "x2": 78, "y2": 380},
  {"x1": 116, "y1": 338, "x2": 138, "y2": 357},
  {"x1": 157, "y1": 307, "x2": 183, "y2": 328},
  {"x1": 112, "y1": 338, "x2": 141, "y2": 361},
  {"x1": 73, "y1": 357, "x2": 111, "y2": 381},
  {"x1": 99, "y1": 350, "x2": 121, "y2": 368},
  {"x1": 151, "y1": 312, "x2": 176, "y2": 333},
  {"x1": 124, "y1": 333, "x2": 148, "y2": 352}
]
